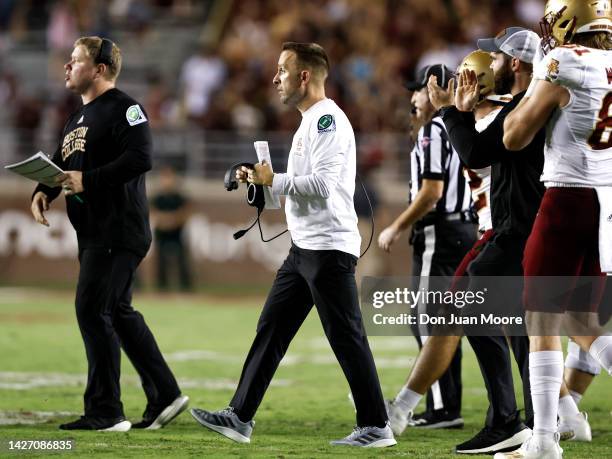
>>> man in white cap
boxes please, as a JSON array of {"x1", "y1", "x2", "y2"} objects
[{"x1": 424, "y1": 26, "x2": 545, "y2": 455}]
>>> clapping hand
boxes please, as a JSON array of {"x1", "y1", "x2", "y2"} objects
[
  {"x1": 427, "y1": 75, "x2": 456, "y2": 111},
  {"x1": 455, "y1": 69, "x2": 480, "y2": 112}
]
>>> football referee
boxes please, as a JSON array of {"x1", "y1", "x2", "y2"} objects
[
  {"x1": 30, "y1": 37, "x2": 188, "y2": 431},
  {"x1": 379, "y1": 64, "x2": 477, "y2": 428},
  {"x1": 190, "y1": 42, "x2": 396, "y2": 448}
]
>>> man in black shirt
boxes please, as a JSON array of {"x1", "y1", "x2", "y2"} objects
[
  {"x1": 151, "y1": 165, "x2": 193, "y2": 291},
  {"x1": 30, "y1": 36, "x2": 188, "y2": 431},
  {"x1": 424, "y1": 27, "x2": 543, "y2": 454}
]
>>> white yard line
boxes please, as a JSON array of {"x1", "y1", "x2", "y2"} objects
[
  {"x1": 0, "y1": 371, "x2": 291, "y2": 392},
  {"x1": 166, "y1": 348, "x2": 418, "y2": 368},
  {"x1": 0, "y1": 410, "x2": 79, "y2": 425},
  {"x1": 165, "y1": 350, "x2": 242, "y2": 363},
  {"x1": 307, "y1": 336, "x2": 420, "y2": 351}
]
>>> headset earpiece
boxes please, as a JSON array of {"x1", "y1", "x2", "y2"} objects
[{"x1": 96, "y1": 38, "x2": 114, "y2": 66}]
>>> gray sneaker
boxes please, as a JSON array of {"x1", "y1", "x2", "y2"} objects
[
  {"x1": 330, "y1": 424, "x2": 397, "y2": 448},
  {"x1": 190, "y1": 407, "x2": 254, "y2": 444}
]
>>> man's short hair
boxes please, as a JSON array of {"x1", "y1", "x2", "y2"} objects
[
  {"x1": 281, "y1": 42, "x2": 329, "y2": 78},
  {"x1": 74, "y1": 36, "x2": 122, "y2": 81}
]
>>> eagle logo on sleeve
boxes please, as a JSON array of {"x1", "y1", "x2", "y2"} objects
[{"x1": 546, "y1": 59, "x2": 560, "y2": 82}]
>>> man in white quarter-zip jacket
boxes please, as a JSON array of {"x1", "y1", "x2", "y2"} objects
[{"x1": 190, "y1": 42, "x2": 396, "y2": 448}]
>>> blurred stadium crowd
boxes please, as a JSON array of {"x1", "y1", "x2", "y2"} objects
[{"x1": 0, "y1": 0, "x2": 543, "y2": 176}]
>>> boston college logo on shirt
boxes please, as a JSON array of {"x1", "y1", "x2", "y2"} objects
[{"x1": 62, "y1": 126, "x2": 88, "y2": 160}]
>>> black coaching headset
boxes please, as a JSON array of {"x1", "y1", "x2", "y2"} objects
[
  {"x1": 223, "y1": 162, "x2": 374, "y2": 258},
  {"x1": 96, "y1": 38, "x2": 114, "y2": 65}
]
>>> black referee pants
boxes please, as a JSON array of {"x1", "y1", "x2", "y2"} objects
[
  {"x1": 411, "y1": 219, "x2": 477, "y2": 417},
  {"x1": 230, "y1": 244, "x2": 388, "y2": 427},
  {"x1": 76, "y1": 248, "x2": 181, "y2": 418},
  {"x1": 466, "y1": 233, "x2": 533, "y2": 428}
]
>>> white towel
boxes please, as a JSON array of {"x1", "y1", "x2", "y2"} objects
[{"x1": 596, "y1": 187, "x2": 612, "y2": 274}]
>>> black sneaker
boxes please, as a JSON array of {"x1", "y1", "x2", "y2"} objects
[
  {"x1": 59, "y1": 415, "x2": 131, "y2": 432},
  {"x1": 132, "y1": 395, "x2": 189, "y2": 430},
  {"x1": 455, "y1": 423, "x2": 532, "y2": 454},
  {"x1": 410, "y1": 410, "x2": 464, "y2": 429},
  {"x1": 410, "y1": 411, "x2": 428, "y2": 425}
]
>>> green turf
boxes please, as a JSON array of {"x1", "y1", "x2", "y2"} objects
[{"x1": 0, "y1": 291, "x2": 610, "y2": 458}]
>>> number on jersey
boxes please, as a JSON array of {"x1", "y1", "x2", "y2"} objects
[{"x1": 588, "y1": 92, "x2": 612, "y2": 150}]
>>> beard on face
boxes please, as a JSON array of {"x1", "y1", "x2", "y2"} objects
[
  {"x1": 494, "y1": 60, "x2": 514, "y2": 94},
  {"x1": 280, "y1": 74, "x2": 305, "y2": 106}
]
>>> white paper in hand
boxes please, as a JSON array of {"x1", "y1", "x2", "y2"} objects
[
  {"x1": 254, "y1": 141, "x2": 280, "y2": 209},
  {"x1": 5, "y1": 151, "x2": 64, "y2": 187}
]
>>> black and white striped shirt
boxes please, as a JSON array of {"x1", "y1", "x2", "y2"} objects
[{"x1": 410, "y1": 116, "x2": 472, "y2": 214}]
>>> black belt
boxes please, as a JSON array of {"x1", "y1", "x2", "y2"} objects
[{"x1": 417, "y1": 210, "x2": 477, "y2": 228}]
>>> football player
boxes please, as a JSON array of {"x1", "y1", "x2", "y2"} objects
[{"x1": 500, "y1": 1, "x2": 612, "y2": 458}]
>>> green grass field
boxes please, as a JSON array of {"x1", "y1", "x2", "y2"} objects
[{"x1": 0, "y1": 289, "x2": 610, "y2": 458}]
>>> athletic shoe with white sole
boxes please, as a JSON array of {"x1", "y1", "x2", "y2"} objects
[
  {"x1": 385, "y1": 399, "x2": 412, "y2": 436},
  {"x1": 455, "y1": 423, "x2": 532, "y2": 455},
  {"x1": 132, "y1": 395, "x2": 190, "y2": 430},
  {"x1": 59, "y1": 416, "x2": 131, "y2": 432},
  {"x1": 330, "y1": 424, "x2": 397, "y2": 448},
  {"x1": 493, "y1": 434, "x2": 563, "y2": 459},
  {"x1": 190, "y1": 407, "x2": 254, "y2": 443},
  {"x1": 411, "y1": 409, "x2": 464, "y2": 429},
  {"x1": 558, "y1": 412, "x2": 591, "y2": 442}
]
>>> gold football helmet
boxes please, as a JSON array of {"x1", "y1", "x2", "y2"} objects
[
  {"x1": 457, "y1": 51, "x2": 494, "y2": 103},
  {"x1": 541, "y1": 0, "x2": 612, "y2": 49}
]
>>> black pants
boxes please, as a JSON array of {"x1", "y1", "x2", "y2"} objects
[
  {"x1": 156, "y1": 237, "x2": 192, "y2": 291},
  {"x1": 76, "y1": 248, "x2": 181, "y2": 418},
  {"x1": 466, "y1": 233, "x2": 533, "y2": 428},
  {"x1": 411, "y1": 219, "x2": 477, "y2": 416},
  {"x1": 230, "y1": 244, "x2": 387, "y2": 427}
]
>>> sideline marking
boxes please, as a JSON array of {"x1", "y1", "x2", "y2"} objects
[
  {"x1": 0, "y1": 410, "x2": 79, "y2": 425},
  {"x1": 0, "y1": 371, "x2": 291, "y2": 391}
]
